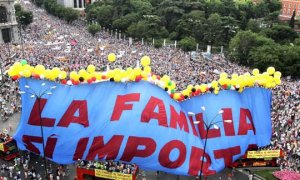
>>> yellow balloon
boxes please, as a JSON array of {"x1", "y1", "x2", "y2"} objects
[
  {"x1": 187, "y1": 85, "x2": 193, "y2": 92},
  {"x1": 274, "y1": 71, "x2": 281, "y2": 78},
  {"x1": 267, "y1": 67, "x2": 275, "y2": 75},
  {"x1": 144, "y1": 66, "x2": 151, "y2": 74},
  {"x1": 252, "y1": 69, "x2": 259, "y2": 75},
  {"x1": 220, "y1": 72, "x2": 228, "y2": 79},
  {"x1": 114, "y1": 74, "x2": 122, "y2": 82},
  {"x1": 211, "y1": 80, "x2": 219, "y2": 88},
  {"x1": 174, "y1": 93, "x2": 181, "y2": 100},
  {"x1": 182, "y1": 89, "x2": 189, "y2": 96},
  {"x1": 231, "y1": 73, "x2": 238, "y2": 79},
  {"x1": 87, "y1": 65, "x2": 96, "y2": 73},
  {"x1": 58, "y1": 71, "x2": 67, "y2": 79},
  {"x1": 108, "y1": 53, "x2": 116, "y2": 62},
  {"x1": 22, "y1": 70, "x2": 31, "y2": 78},
  {"x1": 141, "y1": 56, "x2": 151, "y2": 67},
  {"x1": 134, "y1": 68, "x2": 142, "y2": 76}
]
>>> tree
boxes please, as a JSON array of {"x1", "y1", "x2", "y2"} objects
[
  {"x1": 289, "y1": 9, "x2": 296, "y2": 28},
  {"x1": 175, "y1": 10, "x2": 205, "y2": 41},
  {"x1": 294, "y1": 38, "x2": 300, "y2": 46},
  {"x1": 14, "y1": 4, "x2": 22, "y2": 12},
  {"x1": 260, "y1": 25, "x2": 298, "y2": 44},
  {"x1": 203, "y1": 13, "x2": 223, "y2": 46},
  {"x1": 249, "y1": 44, "x2": 283, "y2": 71},
  {"x1": 112, "y1": 13, "x2": 139, "y2": 32},
  {"x1": 88, "y1": 24, "x2": 101, "y2": 36},
  {"x1": 246, "y1": 19, "x2": 261, "y2": 33},
  {"x1": 229, "y1": 30, "x2": 275, "y2": 65},
  {"x1": 179, "y1": 36, "x2": 197, "y2": 51},
  {"x1": 16, "y1": 10, "x2": 33, "y2": 27},
  {"x1": 96, "y1": 5, "x2": 114, "y2": 28},
  {"x1": 63, "y1": 8, "x2": 79, "y2": 24},
  {"x1": 34, "y1": 0, "x2": 44, "y2": 7}
]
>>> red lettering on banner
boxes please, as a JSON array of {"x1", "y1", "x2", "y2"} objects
[
  {"x1": 45, "y1": 136, "x2": 57, "y2": 159},
  {"x1": 86, "y1": 135, "x2": 124, "y2": 160},
  {"x1": 213, "y1": 146, "x2": 241, "y2": 166},
  {"x1": 238, "y1": 108, "x2": 256, "y2": 135},
  {"x1": 121, "y1": 136, "x2": 156, "y2": 162},
  {"x1": 222, "y1": 108, "x2": 235, "y2": 136},
  {"x1": 141, "y1": 97, "x2": 168, "y2": 127},
  {"x1": 111, "y1": 93, "x2": 140, "y2": 121},
  {"x1": 57, "y1": 100, "x2": 89, "y2": 127},
  {"x1": 73, "y1": 137, "x2": 89, "y2": 160},
  {"x1": 170, "y1": 105, "x2": 189, "y2": 133},
  {"x1": 195, "y1": 113, "x2": 221, "y2": 139},
  {"x1": 22, "y1": 135, "x2": 43, "y2": 154},
  {"x1": 28, "y1": 98, "x2": 55, "y2": 127},
  {"x1": 188, "y1": 146, "x2": 216, "y2": 176},
  {"x1": 188, "y1": 116, "x2": 199, "y2": 137},
  {"x1": 159, "y1": 140, "x2": 186, "y2": 169}
]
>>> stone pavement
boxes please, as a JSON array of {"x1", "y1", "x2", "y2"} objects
[{"x1": 0, "y1": 113, "x2": 248, "y2": 180}]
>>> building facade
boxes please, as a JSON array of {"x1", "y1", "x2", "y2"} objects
[
  {"x1": 57, "y1": 0, "x2": 96, "y2": 9},
  {"x1": 280, "y1": 0, "x2": 300, "y2": 20},
  {"x1": 0, "y1": 0, "x2": 20, "y2": 43}
]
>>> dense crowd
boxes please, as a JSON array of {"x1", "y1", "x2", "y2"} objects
[
  {"x1": 77, "y1": 160, "x2": 138, "y2": 175},
  {"x1": 0, "y1": 0, "x2": 299, "y2": 174}
]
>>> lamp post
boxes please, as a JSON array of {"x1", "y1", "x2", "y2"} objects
[
  {"x1": 19, "y1": 83, "x2": 56, "y2": 178},
  {"x1": 188, "y1": 107, "x2": 232, "y2": 180}
]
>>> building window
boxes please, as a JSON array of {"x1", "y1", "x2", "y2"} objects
[
  {"x1": 2, "y1": 28, "x2": 11, "y2": 43},
  {"x1": 74, "y1": 0, "x2": 77, "y2": 8},
  {"x1": 79, "y1": 0, "x2": 82, "y2": 8},
  {"x1": 0, "y1": 6, "x2": 7, "y2": 23}
]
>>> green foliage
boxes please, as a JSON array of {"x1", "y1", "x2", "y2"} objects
[
  {"x1": 260, "y1": 25, "x2": 298, "y2": 44},
  {"x1": 229, "y1": 30, "x2": 275, "y2": 65},
  {"x1": 33, "y1": 0, "x2": 44, "y2": 7},
  {"x1": 250, "y1": 45, "x2": 300, "y2": 78},
  {"x1": 14, "y1": 4, "x2": 22, "y2": 12},
  {"x1": 64, "y1": 8, "x2": 79, "y2": 24},
  {"x1": 16, "y1": 10, "x2": 33, "y2": 27},
  {"x1": 88, "y1": 24, "x2": 101, "y2": 36},
  {"x1": 96, "y1": 5, "x2": 114, "y2": 28},
  {"x1": 179, "y1": 36, "x2": 197, "y2": 52},
  {"x1": 246, "y1": 19, "x2": 261, "y2": 33},
  {"x1": 39, "y1": 0, "x2": 78, "y2": 23}
]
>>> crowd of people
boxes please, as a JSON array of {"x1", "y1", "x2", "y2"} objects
[
  {"x1": 77, "y1": 160, "x2": 138, "y2": 175},
  {"x1": 0, "y1": 0, "x2": 299, "y2": 175}
]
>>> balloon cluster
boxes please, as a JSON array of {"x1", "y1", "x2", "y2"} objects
[
  {"x1": 7, "y1": 55, "x2": 281, "y2": 101},
  {"x1": 170, "y1": 67, "x2": 281, "y2": 101}
]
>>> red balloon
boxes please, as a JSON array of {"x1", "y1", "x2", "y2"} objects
[
  {"x1": 61, "y1": 79, "x2": 67, "y2": 84},
  {"x1": 170, "y1": 93, "x2": 174, "y2": 98},
  {"x1": 12, "y1": 75, "x2": 19, "y2": 81},
  {"x1": 135, "y1": 76, "x2": 142, "y2": 82},
  {"x1": 92, "y1": 77, "x2": 96, "y2": 81},
  {"x1": 87, "y1": 79, "x2": 93, "y2": 84},
  {"x1": 73, "y1": 81, "x2": 79, "y2": 85},
  {"x1": 34, "y1": 74, "x2": 40, "y2": 79},
  {"x1": 101, "y1": 75, "x2": 106, "y2": 80}
]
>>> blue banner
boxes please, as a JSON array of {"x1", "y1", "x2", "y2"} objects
[{"x1": 14, "y1": 78, "x2": 272, "y2": 176}]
